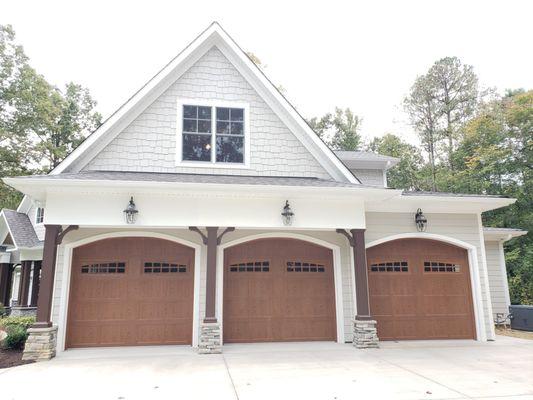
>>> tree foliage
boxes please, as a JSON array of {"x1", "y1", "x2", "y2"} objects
[
  {"x1": 308, "y1": 107, "x2": 362, "y2": 150},
  {"x1": 0, "y1": 24, "x2": 101, "y2": 208}
]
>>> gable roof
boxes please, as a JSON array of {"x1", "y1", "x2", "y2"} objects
[
  {"x1": 51, "y1": 22, "x2": 358, "y2": 184},
  {"x1": 0, "y1": 209, "x2": 41, "y2": 249}
]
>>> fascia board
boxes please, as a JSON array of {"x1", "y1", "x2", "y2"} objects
[{"x1": 3, "y1": 176, "x2": 399, "y2": 202}]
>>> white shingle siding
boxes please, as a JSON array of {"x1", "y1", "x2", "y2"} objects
[
  {"x1": 84, "y1": 47, "x2": 331, "y2": 179},
  {"x1": 350, "y1": 168, "x2": 385, "y2": 187},
  {"x1": 365, "y1": 212, "x2": 494, "y2": 340},
  {"x1": 485, "y1": 240, "x2": 510, "y2": 319}
]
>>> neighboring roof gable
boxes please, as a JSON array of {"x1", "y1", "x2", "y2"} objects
[
  {"x1": 51, "y1": 22, "x2": 358, "y2": 183},
  {"x1": 0, "y1": 209, "x2": 41, "y2": 248}
]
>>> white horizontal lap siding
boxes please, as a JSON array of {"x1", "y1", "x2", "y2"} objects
[
  {"x1": 484, "y1": 240, "x2": 510, "y2": 318},
  {"x1": 364, "y1": 212, "x2": 494, "y2": 340},
  {"x1": 83, "y1": 47, "x2": 331, "y2": 179},
  {"x1": 350, "y1": 169, "x2": 385, "y2": 187}
]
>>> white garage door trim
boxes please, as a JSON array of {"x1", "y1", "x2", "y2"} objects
[
  {"x1": 55, "y1": 231, "x2": 202, "y2": 352},
  {"x1": 365, "y1": 232, "x2": 486, "y2": 342},
  {"x1": 216, "y1": 232, "x2": 345, "y2": 344}
]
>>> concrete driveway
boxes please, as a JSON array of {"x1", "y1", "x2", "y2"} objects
[{"x1": 1, "y1": 336, "x2": 532, "y2": 400}]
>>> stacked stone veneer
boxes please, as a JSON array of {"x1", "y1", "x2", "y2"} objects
[
  {"x1": 22, "y1": 326, "x2": 58, "y2": 361},
  {"x1": 198, "y1": 323, "x2": 222, "y2": 354},
  {"x1": 9, "y1": 306, "x2": 37, "y2": 317},
  {"x1": 353, "y1": 319, "x2": 379, "y2": 349}
]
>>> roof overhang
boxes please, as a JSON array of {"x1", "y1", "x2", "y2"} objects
[
  {"x1": 49, "y1": 22, "x2": 358, "y2": 184},
  {"x1": 365, "y1": 193, "x2": 516, "y2": 214},
  {"x1": 3, "y1": 176, "x2": 400, "y2": 203},
  {"x1": 483, "y1": 228, "x2": 528, "y2": 242},
  {"x1": 4, "y1": 175, "x2": 516, "y2": 215}
]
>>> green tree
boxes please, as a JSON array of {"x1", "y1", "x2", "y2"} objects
[
  {"x1": 427, "y1": 57, "x2": 479, "y2": 169},
  {"x1": 448, "y1": 90, "x2": 532, "y2": 304},
  {"x1": 308, "y1": 107, "x2": 362, "y2": 151},
  {"x1": 0, "y1": 24, "x2": 101, "y2": 209},
  {"x1": 367, "y1": 133, "x2": 424, "y2": 190},
  {"x1": 404, "y1": 74, "x2": 440, "y2": 190}
]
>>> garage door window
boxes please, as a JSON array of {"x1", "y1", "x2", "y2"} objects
[
  {"x1": 229, "y1": 261, "x2": 270, "y2": 272},
  {"x1": 370, "y1": 261, "x2": 408, "y2": 272},
  {"x1": 81, "y1": 262, "x2": 126, "y2": 274},
  {"x1": 286, "y1": 261, "x2": 325, "y2": 272},
  {"x1": 144, "y1": 262, "x2": 187, "y2": 273},
  {"x1": 424, "y1": 261, "x2": 461, "y2": 273}
]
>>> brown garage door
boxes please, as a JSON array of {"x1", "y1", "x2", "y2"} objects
[
  {"x1": 367, "y1": 239, "x2": 475, "y2": 340},
  {"x1": 223, "y1": 238, "x2": 336, "y2": 343},
  {"x1": 66, "y1": 237, "x2": 195, "y2": 348}
]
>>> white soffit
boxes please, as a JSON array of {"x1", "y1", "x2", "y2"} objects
[{"x1": 50, "y1": 22, "x2": 357, "y2": 184}]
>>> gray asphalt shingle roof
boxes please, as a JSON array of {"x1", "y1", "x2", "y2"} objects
[
  {"x1": 17, "y1": 171, "x2": 378, "y2": 189},
  {"x1": 2, "y1": 209, "x2": 41, "y2": 248}
]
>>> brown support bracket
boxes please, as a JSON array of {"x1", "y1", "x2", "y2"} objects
[
  {"x1": 336, "y1": 229, "x2": 355, "y2": 247},
  {"x1": 189, "y1": 227, "x2": 208, "y2": 245},
  {"x1": 57, "y1": 225, "x2": 79, "y2": 245},
  {"x1": 217, "y1": 227, "x2": 235, "y2": 245}
]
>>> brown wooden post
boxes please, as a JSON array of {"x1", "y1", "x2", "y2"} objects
[
  {"x1": 0, "y1": 263, "x2": 13, "y2": 306},
  {"x1": 33, "y1": 225, "x2": 62, "y2": 328},
  {"x1": 18, "y1": 260, "x2": 32, "y2": 307},
  {"x1": 204, "y1": 227, "x2": 219, "y2": 323},
  {"x1": 350, "y1": 229, "x2": 372, "y2": 320},
  {"x1": 30, "y1": 260, "x2": 42, "y2": 307}
]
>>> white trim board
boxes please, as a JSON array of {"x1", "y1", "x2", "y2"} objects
[
  {"x1": 54, "y1": 231, "x2": 202, "y2": 352},
  {"x1": 365, "y1": 232, "x2": 488, "y2": 342},
  {"x1": 50, "y1": 22, "x2": 357, "y2": 183},
  {"x1": 216, "y1": 232, "x2": 346, "y2": 344}
]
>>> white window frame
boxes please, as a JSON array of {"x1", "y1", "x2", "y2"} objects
[
  {"x1": 176, "y1": 98, "x2": 251, "y2": 168},
  {"x1": 35, "y1": 207, "x2": 45, "y2": 225}
]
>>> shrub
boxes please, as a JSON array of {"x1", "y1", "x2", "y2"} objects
[
  {"x1": 0, "y1": 303, "x2": 6, "y2": 317},
  {"x1": 3, "y1": 325, "x2": 28, "y2": 350},
  {"x1": 0, "y1": 315, "x2": 36, "y2": 330}
]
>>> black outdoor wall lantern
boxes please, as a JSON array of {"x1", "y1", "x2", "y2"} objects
[
  {"x1": 281, "y1": 200, "x2": 294, "y2": 226},
  {"x1": 124, "y1": 196, "x2": 139, "y2": 224},
  {"x1": 415, "y1": 208, "x2": 427, "y2": 232}
]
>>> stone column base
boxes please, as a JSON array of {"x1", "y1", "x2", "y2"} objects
[
  {"x1": 9, "y1": 306, "x2": 37, "y2": 317},
  {"x1": 22, "y1": 326, "x2": 58, "y2": 361},
  {"x1": 353, "y1": 319, "x2": 379, "y2": 349},
  {"x1": 198, "y1": 322, "x2": 222, "y2": 354}
]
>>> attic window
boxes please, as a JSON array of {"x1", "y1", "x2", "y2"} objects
[
  {"x1": 179, "y1": 101, "x2": 248, "y2": 166},
  {"x1": 36, "y1": 207, "x2": 44, "y2": 224}
]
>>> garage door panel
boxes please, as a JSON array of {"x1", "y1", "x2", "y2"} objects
[
  {"x1": 368, "y1": 239, "x2": 475, "y2": 341},
  {"x1": 67, "y1": 237, "x2": 195, "y2": 348},
  {"x1": 224, "y1": 239, "x2": 336, "y2": 343},
  {"x1": 392, "y1": 296, "x2": 417, "y2": 317}
]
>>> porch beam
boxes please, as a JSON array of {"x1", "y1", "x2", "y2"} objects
[{"x1": 18, "y1": 260, "x2": 32, "y2": 307}]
